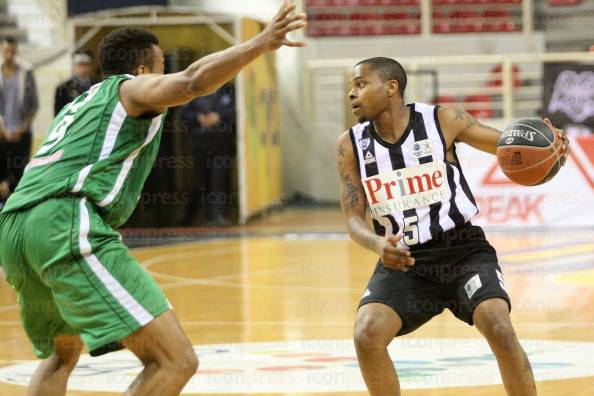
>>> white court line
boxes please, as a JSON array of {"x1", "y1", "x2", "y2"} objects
[
  {"x1": 158, "y1": 275, "x2": 358, "y2": 293},
  {"x1": 174, "y1": 320, "x2": 594, "y2": 327}
]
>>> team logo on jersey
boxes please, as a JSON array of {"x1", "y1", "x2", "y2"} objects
[
  {"x1": 411, "y1": 139, "x2": 434, "y2": 158},
  {"x1": 364, "y1": 151, "x2": 376, "y2": 164},
  {"x1": 358, "y1": 137, "x2": 371, "y2": 150},
  {"x1": 362, "y1": 162, "x2": 450, "y2": 217}
]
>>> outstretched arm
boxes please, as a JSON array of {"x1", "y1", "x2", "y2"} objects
[
  {"x1": 437, "y1": 107, "x2": 503, "y2": 154},
  {"x1": 336, "y1": 132, "x2": 414, "y2": 271},
  {"x1": 121, "y1": 1, "x2": 306, "y2": 117},
  {"x1": 438, "y1": 107, "x2": 569, "y2": 161}
]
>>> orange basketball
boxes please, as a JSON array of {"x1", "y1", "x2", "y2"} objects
[{"x1": 496, "y1": 118, "x2": 563, "y2": 186}]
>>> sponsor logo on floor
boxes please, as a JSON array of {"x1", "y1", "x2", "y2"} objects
[{"x1": 1, "y1": 338, "x2": 594, "y2": 393}]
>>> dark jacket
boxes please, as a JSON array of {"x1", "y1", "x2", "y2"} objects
[
  {"x1": 0, "y1": 58, "x2": 38, "y2": 134},
  {"x1": 54, "y1": 75, "x2": 100, "y2": 115},
  {"x1": 181, "y1": 84, "x2": 236, "y2": 137}
]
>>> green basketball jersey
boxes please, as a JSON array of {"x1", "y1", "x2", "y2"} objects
[{"x1": 3, "y1": 74, "x2": 167, "y2": 228}]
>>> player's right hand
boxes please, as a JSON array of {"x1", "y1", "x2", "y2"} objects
[
  {"x1": 374, "y1": 234, "x2": 415, "y2": 272},
  {"x1": 255, "y1": 0, "x2": 307, "y2": 51},
  {"x1": 544, "y1": 118, "x2": 570, "y2": 166}
]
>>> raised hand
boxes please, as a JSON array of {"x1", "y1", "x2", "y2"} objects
[{"x1": 254, "y1": 0, "x2": 307, "y2": 51}]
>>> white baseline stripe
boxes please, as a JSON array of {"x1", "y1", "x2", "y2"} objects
[
  {"x1": 352, "y1": 122, "x2": 369, "y2": 177},
  {"x1": 70, "y1": 101, "x2": 127, "y2": 193},
  {"x1": 374, "y1": 142, "x2": 405, "y2": 241},
  {"x1": 98, "y1": 114, "x2": 163, "y2": 207},
  {"x1": 72, "y1": 164, "x2": 93, "y2": 193},
  {"x1": 78, "y1": 198, "x2": 153, "y2": 326},
  {"x1": 99, "y1": 102, "x2": 127, "y2": 160},
  {"x1": 402, "y1": 131, "x2": 432, "y2": 245},
  {"x1": 437, "y1": 168, "x2": 456, "y2": 231},
  {"x1": 451, "y1": 165, "x2": 477, "y2": 222},
  {"x1": 417, "y1": 104, "x2": 457, "y2": 231}
]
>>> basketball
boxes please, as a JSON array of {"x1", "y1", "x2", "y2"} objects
[{"x1": 496, "y1": 118, "x2": 563, "y2": 186}]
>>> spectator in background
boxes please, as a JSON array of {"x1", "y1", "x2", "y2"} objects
[
  {"x1": 54, "y1": 49, "x2": 99, "y2": 115},
  {"x1": 0, "y1": 36, "x2": 38, "y2": 208},
  {"x1": 181, "y1": 83, "x2": 236, "y2": 226}
]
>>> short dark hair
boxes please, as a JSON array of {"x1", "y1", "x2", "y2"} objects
[
  {"x1": 2, "y1": 36, "x2": 17, "y2": 46},
  {"x1": 356, "y1": 57, "x2": 407, "y2": 98},
  {"x1": 98, "y1": 27, "x2": 159, "y2": 77}
]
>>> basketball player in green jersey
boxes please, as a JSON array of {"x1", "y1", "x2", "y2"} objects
[{"x1": 0, "y1": 2, "x2": 306, "y2": 395}]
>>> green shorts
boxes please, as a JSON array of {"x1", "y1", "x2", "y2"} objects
[{"x1": 0, "y1": 196, "x2": 170, "y2": 358}]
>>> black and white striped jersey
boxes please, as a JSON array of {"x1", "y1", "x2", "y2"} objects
[{"x1": 349, "y1": 102, "x2": 479, "y2": 248}]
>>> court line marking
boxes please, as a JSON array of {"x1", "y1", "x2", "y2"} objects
[
  {"x1": 503, "y1": 243, "x2": 594, "y2": 263},
  {"x1": 1, "y1": 320, "x2": 594, "y2": 329}
]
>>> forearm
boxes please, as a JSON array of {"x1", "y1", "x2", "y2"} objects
[
  {"x1": 185, "y1": 40, "x2": 264, "y2": 97},
  {"x1": 347, "y1": 215, "x2": 380, "y2": 253},
  {"x1": 471, "y1": 138, "x2": 499, "y2": 155},
  {"x1": 454, "y1": 110, "x2": 502, "y2": 155}
]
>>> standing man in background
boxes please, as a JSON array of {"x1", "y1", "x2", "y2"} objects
[
  {"x1": 0, "y1": 35, "x2": 38, "y2": 207},
  {"x1": 54, "y1": 49, "x2": 100, "y2": 115},
  {"x1": 182, "y1": 83, "x2": 236, "y2": 226}
]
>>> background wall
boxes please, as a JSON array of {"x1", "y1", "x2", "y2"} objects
[{"x1": 172, "y1": 0, "x2": 309, "y2": 204}]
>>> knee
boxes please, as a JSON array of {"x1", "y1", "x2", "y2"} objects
[
  {"x1": 354, "y1": 315, "x2": 392, "y2": 352},
  {"x1": 179, "y1": 346, "x2": 199, "y2": 379},
  {"x1": 162, "y1": 344, "x2": 198, "y2": 380},
  {"x1": 485, "y1": 320, "x2": 519, "y2": 352},
  {"x1": 54, "y1": 336, "x2": 84, "y2": 371}
]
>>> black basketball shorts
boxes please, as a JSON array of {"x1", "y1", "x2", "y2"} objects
[{"x1": 358, "y1": 222, "x2": 511, "y2": 336}]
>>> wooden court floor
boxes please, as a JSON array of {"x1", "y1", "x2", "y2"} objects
[{"x1": 1, "y1": 208, "x2": 593, "y2": 395}]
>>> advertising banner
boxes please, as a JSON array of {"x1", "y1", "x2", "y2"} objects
[
  {"x1": 457, "y1": 136, "x2": 594, "y2": 228},
  {"x1": 240, "y1": 19, "x2": 283, "y2": 220},
  {"x1": 542, "y1": 63, "x2": 594, "y2": 136}
]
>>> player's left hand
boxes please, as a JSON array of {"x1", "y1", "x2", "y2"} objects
[
  {"x1": 255, "y1": 1, "x2": 307, "y2": 51},
  {"x1": 544, "y1": 118, "x2": 570, "y2": 167}
]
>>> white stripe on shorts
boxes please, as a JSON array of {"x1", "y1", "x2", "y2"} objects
[{"x1": 78, "y1": 198, "x2": 153, "y2": 325}]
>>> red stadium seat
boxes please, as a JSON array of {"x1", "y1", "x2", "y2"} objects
[
  {"x1": 433, "y1": 22, "x2": 451, "y2": 33},
  {"x1": 434, "y1": 95, "x2": 458, "y2": 107},
  {"x1": 464, "y1": 95, "x2": 494, "y2": 118},
  {"x1": 487, "y1": 65, "x2": 522, "y2": 88},
  {"x1": 383, "y1": 12, "x2": 409, "y2": 20},
  {"x1": 547, "y1": 0, "x2": 582, "y2": 5}
]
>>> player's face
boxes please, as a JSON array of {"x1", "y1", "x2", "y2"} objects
[{"x1": 349, "y1": 64, "x2": 388, "y2": 123}]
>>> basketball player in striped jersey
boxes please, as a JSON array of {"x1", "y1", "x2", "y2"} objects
[
  {"x1": 337, "y1": 57, "x2": 569, "y2": 396},
  {"x1": 0, "y1": 2, "x2": 305, "y2": 395}
]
